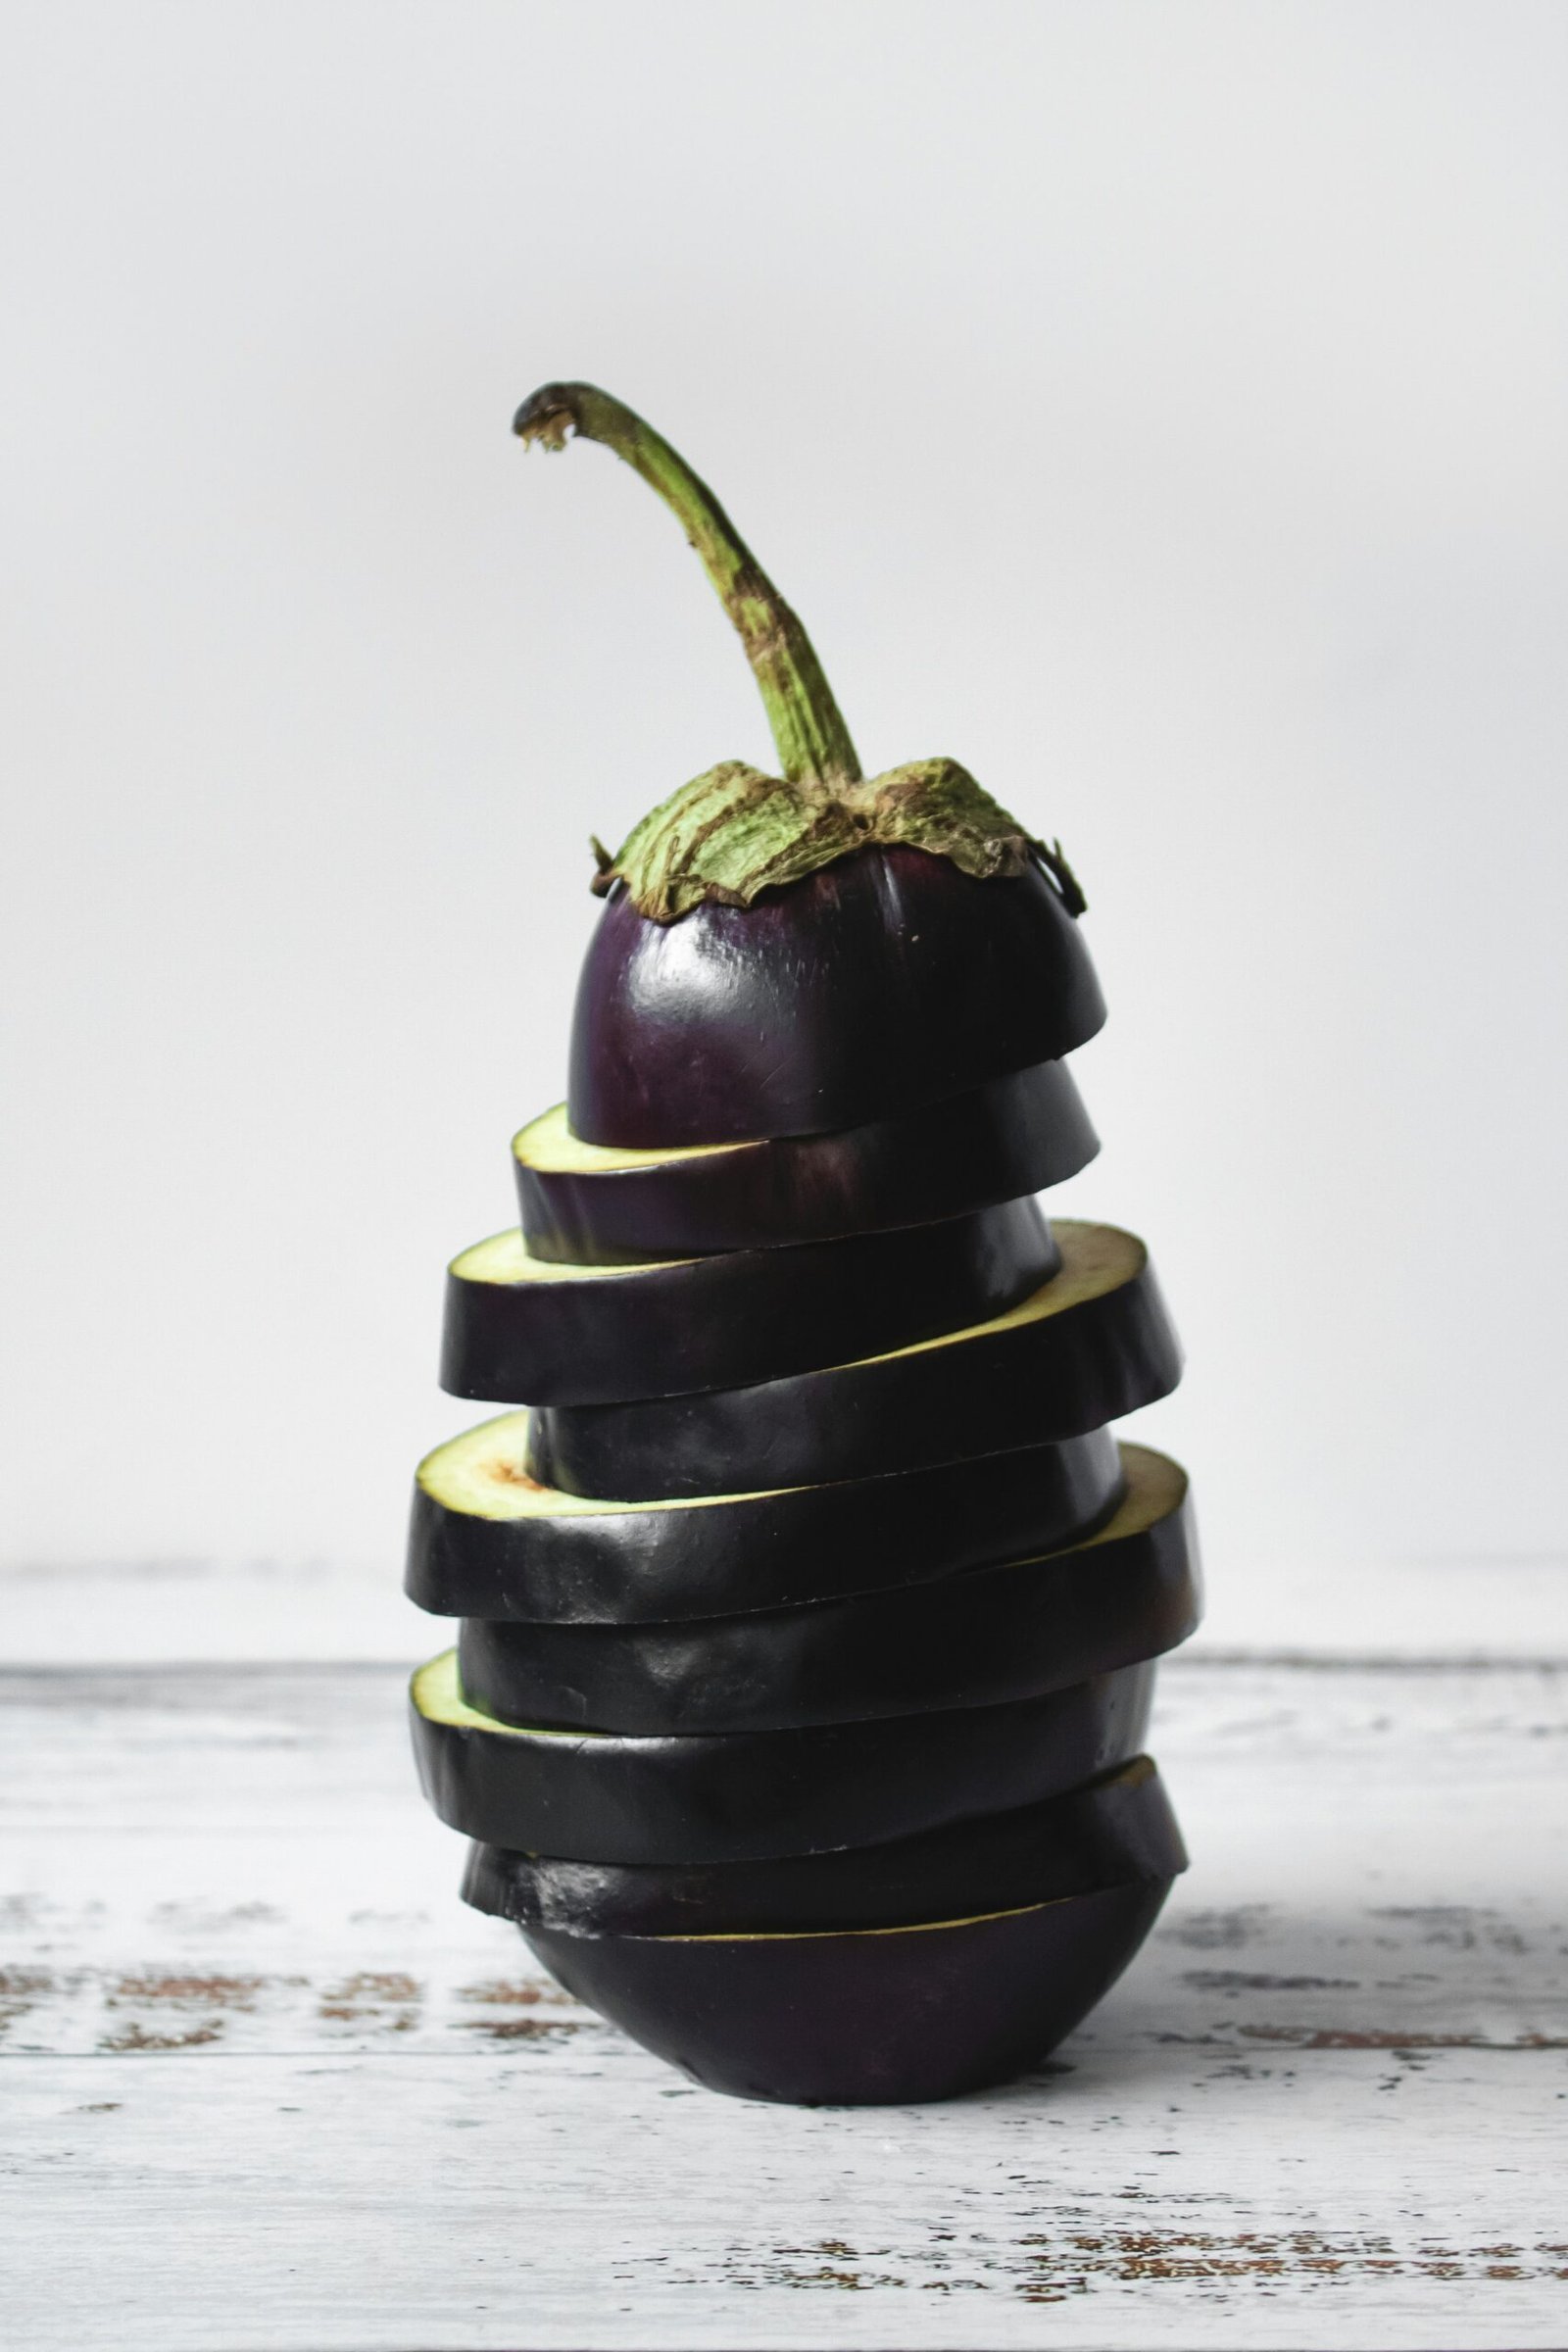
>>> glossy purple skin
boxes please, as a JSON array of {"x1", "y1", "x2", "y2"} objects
[
  {"x1": 523, "y1": 1243, "x2": 1182, "y2": 1502},
  {"x1": 441, "y1": 1199, "x2": 1058, "y2": 1408},
  {"x1": 523, "y1": 1879, "x2": 1173, "y2": 2103},
  {"x1": 411, "y1": 1660, "x2": 1158, "y2": 1863},
  {"x1": 520, "y1": 1056, "x2": 1099, "y2": 1266},
  {"x1": 455, "y1": 1472, "x2": 1200, "y2": 1736},
  {"x1": 404, "y1": 1428, "x2": 1125, "y2": 1627},
  {"x1": 568, "y1": 844, "x2": 1106, "y2": 1148},
  {"x1": 462, "y1": 1755, "x2": 1186, "y2": 1936}
]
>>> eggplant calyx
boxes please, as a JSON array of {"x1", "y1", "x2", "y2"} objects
[{"x1": 596, "y1": 754, "x2": 1086, "y2": 924}]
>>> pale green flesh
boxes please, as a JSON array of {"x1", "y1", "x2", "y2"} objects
[
  {"x1": 412, "y1": 1647, "x2": 579, "y2": 1740},
  {"x1": 662, "y1": 1898, "x2": 1071, "y2": 1945},
  {"x1": 514, "y1": 1102, "x2": 740, "y2": 1175},
  {"x1": 418, "y1": 1413, "x2": 1181, "y2": 1554},
  {"x1": 846, "y1": 1221, "x2": 1140, "y2": 1366},
  {"x1": 449, "y1": 1229, "x2": 695, "y2": 1286},
  {"x1": 462, "y1": 1215, "x2": 1141, "y2": 1362},
  {"x1": 416, "y1": 1412, "x2": 786, "y2": 1520}
]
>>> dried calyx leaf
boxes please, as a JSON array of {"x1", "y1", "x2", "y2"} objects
[{"x1": 595, "y1": 757, "x2": 1086, "y2": 924}]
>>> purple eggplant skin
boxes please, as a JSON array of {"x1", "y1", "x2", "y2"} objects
[
  {"x1": 525, "y1": 1879, "x2": 1172, "y2": 2104},
  {"x1": 524, "y1": 1222, "x2": 1181, "y2": 1503},
  {"x1": 411, "y1": 1654, "x2": 1157, "y2": 1863},
  {"x1": 406, "y1": 1423, "x2": 1124, "y2": 1626},
  {"x1": 456, "y1": 1446, "x2": 1197, "y2": 1737},
  {"x1": 442, "y1": 1199, "x2": 1057, "y2": 1408},
  {"x1": 568, "y1": 845, "x2": 1106, "y2": 1150},
  {"x1": 518, "y1": 1054, "x2": 1098, "y2": 1265},
  {"x1": 463, "y1": 1753, "x2": 1185, "y2": 1938}
]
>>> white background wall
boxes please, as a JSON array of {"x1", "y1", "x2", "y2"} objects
[{"x1": 4, "y1": 1, "x2": 1566, "y2": 1650}]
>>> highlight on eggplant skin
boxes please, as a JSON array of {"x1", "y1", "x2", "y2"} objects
[{"x1": 569, "y1": 843, "x2": 1106, "y2": 1150}]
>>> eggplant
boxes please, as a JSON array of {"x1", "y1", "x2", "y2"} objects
[
  {"x1": 463, "y1": 1752, "x2": 1185, "y2": 1936},
  {"x1": 514, "y1": 1056, "x2": 1098, "y2": 1264},
  {"x1": 513, "y1": 383, "x2": 1100, "y2": 1149},
  {"x1": 410, "y1": 1651, "x2": 1157, "y2": 1863},
  {"x1": 525, "y1": 1219, "x2": 1180, "y2": 1501},
  {"x1": 572, "y1": 845, "x2": 1103, "y2": 1148},
  {"x1": 406, "y1": 1416, "x2": 1125, "y2": 1625},
  {"x1": 525, "y1": 1881, "x2": 1173, "y2": 2104},
  {"x1": 442, "y1": 1197, "x2": 1058, "y2": 1407},
  {"x1": 459, "y1": 1445, "x2": 1195, "y2": 1736}
]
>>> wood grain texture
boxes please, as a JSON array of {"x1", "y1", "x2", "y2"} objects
[{"x1": 2, "y1": 1646, "x2": 1565, "y2": 2349}]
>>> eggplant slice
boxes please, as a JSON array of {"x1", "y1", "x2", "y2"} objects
[
  {"x1": 410, "y1": 1653, "x2": 1158, "y2": 1863},
  {"x1": 527, "y1": 1880, "x2": 1173, "y2": 2105},
  {"x1": 514, "y1": 1055, "x2": 1097, "y2": 1264},
  {"x1": 570, "y1": 844, "x2": 1105, "y2": 1149},
  {"x1": 464, "y1": 1752, "x2": 1185, "y2": 1937},
  {"x1": 458, "y1": 1445, "x2": 1196, "y2": 1736},
  {"x1": 526, "y1": 1219, "x2": 1180, "y2": 1501},
  {"x1": 442, "y1": 1197, "x2": 1057, "y2": 1407},
  {"x1": 407, "y1": 1417, "x2": 1125, "y2": 1625}
]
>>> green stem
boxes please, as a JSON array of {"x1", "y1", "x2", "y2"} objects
[{"x1": 514, "y1": 382, "x2": 862, "y2": 789}]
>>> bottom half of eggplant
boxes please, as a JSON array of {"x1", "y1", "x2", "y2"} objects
[{"x1": 526, "y1": 1878, "x2": 1174, "y2": 2105}]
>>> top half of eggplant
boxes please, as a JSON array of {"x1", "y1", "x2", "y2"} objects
[{"x1": 514, "y1": 383, "x2": 1104, "y2": 1152}]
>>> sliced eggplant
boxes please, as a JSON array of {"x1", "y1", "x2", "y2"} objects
[
  {"x1": 571, "y1": 845, "x2": 1105, "y2": 1149},
  {"x1": 407, "y1": 1417, "x2": 1125, "y2": 1625},
  {"x1": 410, "y1": 1652, "x2": 1157, "y2": 1863},
  {"x1": 514, "y1": 1055, "x2": 1097, "y2": 1265},
  {"x1": 442, "y1": 1197, "x2": 1057, "y2": 1407},
  {"x1": 459, "y1": 1446, "x2": 1196, "y2": 1735},
  {"x1": 525, "y1": 1219, "x2": 1180, "y2": 1501},
  {"x1": 463, "y1": 1752, "x2": 1185, "y2": 1936},
  {"x1": 526, "y1": 1880, "x2": 1172, "y2": 2104}
]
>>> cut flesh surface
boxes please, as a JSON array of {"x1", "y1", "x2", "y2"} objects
[{"x1": 515, "y1": 1102, "x2": 735, "y2": 1176}]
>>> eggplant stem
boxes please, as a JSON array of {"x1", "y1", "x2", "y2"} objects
[{"x1": 514, "y1": 382, "x2": 862, "y2": 789}]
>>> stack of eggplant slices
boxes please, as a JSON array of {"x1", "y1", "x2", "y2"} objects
[{"x1": 407, "y1": 384, "x2": 1200, "y2": 2106}]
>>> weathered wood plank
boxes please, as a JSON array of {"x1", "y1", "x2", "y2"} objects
[{"x1": 2, "y1": 1656, "x2": 1565, "y2": 2348}]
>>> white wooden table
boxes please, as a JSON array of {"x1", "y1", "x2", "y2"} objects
[{"x1": 4, "y1": 1559, "x2": 1565, "y2": 2350}]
